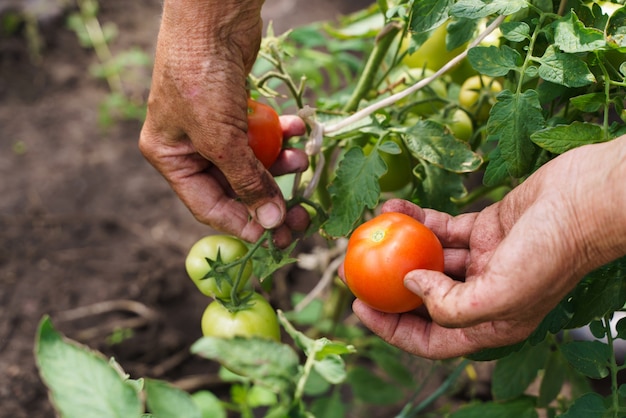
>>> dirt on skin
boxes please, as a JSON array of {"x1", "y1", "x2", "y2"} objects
[{"x1": 0, "y1": 1, "x2": 380, "y2": 417}]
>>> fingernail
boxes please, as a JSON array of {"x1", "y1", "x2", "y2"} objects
[{"x1": 256, "y1": 202, "x2": 282, "y2": 229}]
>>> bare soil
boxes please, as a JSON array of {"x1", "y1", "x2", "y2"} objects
[{"x1": 0, "y1": 0, "x2": 372, "y2": 416}]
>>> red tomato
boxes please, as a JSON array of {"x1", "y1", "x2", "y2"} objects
[
  {"x1": 343, "y1": 212, "x2": 444, "y2": 313},
  {"x1": 247, "y1": 98, "x2": 283, "y2": 169}
]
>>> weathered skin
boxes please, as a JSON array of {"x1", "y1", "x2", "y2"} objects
[
  {"x1": 345, "y1": 135, "x2": 626, "y2": 359},
  {"x1": 139, "y1": 0, "x2": 309, "y2": 247}
]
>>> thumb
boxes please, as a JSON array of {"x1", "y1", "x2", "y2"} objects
[{"x1": 404, "y1": 270, "x2": 486, "y2": 328}]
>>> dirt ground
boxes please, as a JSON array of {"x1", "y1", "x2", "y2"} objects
[{"x1": 0, "y1": 1, "x2": 372, "y2": 416}]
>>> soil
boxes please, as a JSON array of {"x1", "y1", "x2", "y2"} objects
[{"x1": 0, "y1": 1, "x2": 382, "y2": 417}]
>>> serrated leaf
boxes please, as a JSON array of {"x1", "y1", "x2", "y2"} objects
[
  {"x1": 404, "y1": 120, "x2": 483, "y2": 173},
  {"x1": 537, "y1": 45, "x2": 596, "y2": 87},
  {"x1": 144, "y1": 379, "x2": 202, "y2": 418},
  {"x1": 554, "y1": 12, "x2": 606, "y2": 53},
  {"x1": 324, "y1": 147, "x2": 385, "y2": 237},
  {"x1": 607, "y1": 8, "x2": 626, "y2": 48},
  {"x1": 482, "y1": 146, "x2": 510, "y2": 186},
  {"x1": 487, "y1": 89, "x2": 544, "y2": 177},
  {"x1": 530, "y1": 122, "x2": 605, "y2": 154},
  {"x1": 492, "y1": 341, "x2": 550, "y2": 401},
  {"x1": 414, "y1": 162, "x2": 467, "y2": 213},
  {"x1": 447, "y1": 17, "x2": 478, "y2": 49},
  {"x1": 500, "y1": 21, "x2": 530, "y2": 42},
  {"x1": 527, "y1": 299, "x2": 574, "y2": 345},
  {"x1": 251, "y1": 241, "x2": 298, "y2": 282},
  {"x1": 191, "y1": 336, "x2": 299, "y2": 394},
  {"x1": 560, "y1": 392, "x2": 607, "y2": 417},
  {"x1": 450, "y1": 0, "x2": 528, "y2": 19},
  {"x1": 560, "y1": 340, "x2": 610, "y2": 379},
  {"x1": 467, "y1": 45, "x2": 522, "y2": 76},
  {"x1": 35, "y1": 317, "x2": 143, "y2": 418},
  {"x1": 409, "y1": 0, "x2": 452, "y2": 33},
  {"x1": 449, "y1": 397, "x2": 538, "y2": 418}
]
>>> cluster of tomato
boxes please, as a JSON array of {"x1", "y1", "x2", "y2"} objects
[{"x1": 183, "y1": 99, "x2": 285, "y2": 341}]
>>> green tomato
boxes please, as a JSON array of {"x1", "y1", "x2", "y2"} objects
[
  {"x1": 402, "y1": 21, "x2": 466, "y2": 72},
  {"x1": 185, "y1": 235, "x2": 252, "y2": 299},
  {"x1": 201, "y1": 293, "x2": 281, "y2": 341},
  {"x1": 364, "y1": 137, "x2": 413, "y2": 192},
  {"x1": 447, "y1": 109, "x2": 474, "y2": 141},
  {"x1": 458, "y1": 75, "x2": 502, "y2": 122}
]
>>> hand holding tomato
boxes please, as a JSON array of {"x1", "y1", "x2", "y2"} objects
[
  {"x1": 139, "y1": 0, "x2": 309, "y2": 248},
  {"x1": 347, "y1": 136, "x2": 626, "y2": 359}
]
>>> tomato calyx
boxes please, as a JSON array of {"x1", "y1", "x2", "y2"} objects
[{"x1": 215, "y1": 291, "x2": 257, "y2": 313}]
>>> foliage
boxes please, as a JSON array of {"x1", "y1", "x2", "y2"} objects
[{"x1": 36, "y1": 0, "x2": 626, "y2": 416}]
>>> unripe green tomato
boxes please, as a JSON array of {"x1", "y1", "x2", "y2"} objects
[
  {"x1": 402, "y1": 21, "x2": 466, "y2": 72},
  {"x1": 458, "y1": 75, "x2": 502, "y2": 122},
  {"x1": 185, "y1": 235, "x2": 253, "y2": 299},
  {"x1": 447, "y1": 109, "x2": 474, "y2": 141},
  {"x1": 364, "y1": 137, "x2": 413, "y2": 192},
  {"x1": 201, "y1": 293, "x2": 281, "y2": 341}
]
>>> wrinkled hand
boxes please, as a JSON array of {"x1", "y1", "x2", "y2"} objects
[
  {"x1": 139, "y1": 0, "x2": 309, "y2": 247},
  {"x1": 348, "y1": 136, "x2": 626, "y2": 359}
]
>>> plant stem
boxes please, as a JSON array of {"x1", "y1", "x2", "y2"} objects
[
  {"x1": 228, "y1": 230, "x2": 272, "y2": 306},
  {"x1": 343, "y1": 23, "x2": 401, "y2": 112},
  {"x1": 604, "y1": 316, "x2": 620, "y2": 417}
]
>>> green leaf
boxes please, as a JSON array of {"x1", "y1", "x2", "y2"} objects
[
  {"x1": 303, "y1": 368, "x2": 332, "y2": 396},
  {"x1": 35, "y1": 317, "x2": 143, "y2": 418},
  {"x1": 482, "y1": 146, "x2": 510, "y2": 187},
  {"x1": 190, "y1": 391, "x2": 227, "y2": 418},
  {"x1": 409, "y1": 0, "x2": 452, "y2": 33},
  {"x1": 144, "y1": 379, "x2": 202, "y2": 418},
  {"x1": 368, "y1": 344, "x2": 415, "y2": 388},
  {"x1": 492, "y1": 341, "x2": 550, "y2": 401},
  {"x1": 324, "y1": 147, "x2": 386, "y2": 237},
  {"x1": 450, "y1": 0, "x2": 528, "y2": 19},
  {"x1": 615, "y1": 315, "x2": 626, "y2": 340},
  {"x1": 537, "y1": 45, "x2": 596, "y2": 87},
  {"x1": 500, "y1": 21, "x2": 530, "y2": 42},
  {"x1": 314, "y1": 355, "x2": 348, "y2": 385},
  {"x1": 570, "y1": 92, "x2": 607, "y2": 113},
  {"x1": 467, "y1": 340, "x2": 526, "y2": 362},
  {"x1": 559, "y1": 392, "x2": 607, "y2": 418},
  {"x1": 487, "y1": 89, "x2": 544, "y2": 178},
  {"x1": 607, "y1": 8, "x2": 626, "y2": 48},
  {"x1": 310, "y1": 390, "x2": 346, "y2": 418},
  {"x1": 403, "y1": 120, "x2": 483, "y2": 173},
  {"x1": 450, "y1": 397, "x2": 538, "y2": 418},
  {"x1": 250, "y1": 241, "x2": 298, "y2": 282},
  {"x1": 467, "y1": 45, "x2": 522, "y2": 76},
  {"x1": 413, "y1": 162, "x2": 467, "y2": 213},
  {"x1": 565, "y1": 257, "x2": 626, "y2": 329},
  {"x1": 528, "y1": 298, "x2": 574, "y2": 345},
  {"x1": 553, "y1": 12, "x2": 606, "y2": 53},
  {"x1": 537, "y1": 350, "x2": 567, "y2": 407},
  {"x1": 530, "y1": 122, "x2": 605, "y2": 154},
  {"x1": 560, "y1": 340, "x2": 610, "y2": 379},
  {"x1": 191, "y1": 336, "x2": 300, "y2": 394},
  {"x1": 347, "y1": 366, "x2": 404, "y2": 405}
]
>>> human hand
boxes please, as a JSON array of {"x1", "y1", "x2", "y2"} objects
[
  {"x1": 139, "y1": 0, "x2": 309, "y2": 247},
  {"x1": 347, "y1": 136, "x2": 626, "y2": 359}
]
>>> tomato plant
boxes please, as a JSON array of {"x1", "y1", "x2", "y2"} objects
[
  {"x1": 343, "y1": 212, "x2": 444, "y2": 313},
  {"x1": 185, "y1": 235, "x2": 252, "y2": 299},
  {"x1": 200, "y1": 292, "x2": 281, "y2": 341},
  {"x1": 363, "y1": 136, "x2": 413, "y2": 192},
  {"x1": 247, "y1": 98, "x2": 283, "y2": 169},
  {"x1": 458, "y1": 75, "x2": 502, "y2": 122},
  {"x1": 446, "y1": 108, "x2": 474, "y2": 141}
]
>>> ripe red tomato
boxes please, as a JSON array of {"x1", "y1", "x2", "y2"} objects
[
  {"x1": 201, "y1": 293, "x2": 281, "y2": 341},
  {"x1": 247, "y1": 98, "x2": 283, "y2": 169},
  {"x1": 343, "y1": 212, "x2": 444, "y2": 313}
]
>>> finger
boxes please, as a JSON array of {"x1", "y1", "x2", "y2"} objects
[
  {"x1": 403, "y1": 270, "x2": 497, "y2": 328},
  {"x1": 269, "y1": 148, "x2": 309, "y2": 176},
  {"x1": 280, "y1": 115, "x2": 306, "y2": 137},
  {"x1": 353, "y1": 300, "x2": 530, "y2": 359},
  {"x1": 382, "y1": 199, "x2": 478, "y2": 249},
  {"x1": 352, "y1": 300, "x2": 479, "y2": 359}
]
